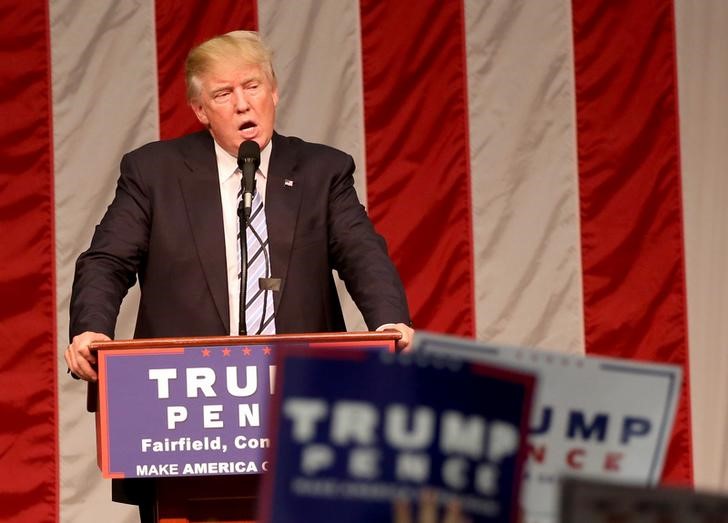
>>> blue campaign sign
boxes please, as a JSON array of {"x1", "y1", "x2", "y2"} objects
[
  {"x1": 96, "y1": 338, "x2": 393, "y2": 479},
  {"x1": 98, "y1": 344, "x2": 276, "y2": 478},
  {"x1": 260, "y1": 349, "x2": 536, "y2": 523}
]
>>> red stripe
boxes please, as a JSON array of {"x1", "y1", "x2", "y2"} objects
[
  {"x1": 572, "y1": 0, "x2": 692, "y2": 484},
  {"x1": 155, "y1": 0, "x2": 259, "y2": 140},
  {"x1": 0, "y1": 1, "x2": 58, "y2": 521},
  {"x1": 359, "y1": 0, "x2": 475, "y2": 336}
]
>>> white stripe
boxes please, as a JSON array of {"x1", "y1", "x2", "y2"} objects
[
  {"x1": 52, "y1": 1, "x2": 158, "y2": 521},
  {"x1": 259, "y1": 0, "x2": 368, "y2": 331},
  {"x1": 465, "y1": 0, "x2": 584, "y2": 354},
  {"x1": 675, "y1": 0, "x2": 728, "y2": 490}
]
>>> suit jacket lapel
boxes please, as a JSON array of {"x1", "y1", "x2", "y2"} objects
[
  {"x1": 266, "y1": 132, "x2": 303, "y2": 312},
  {"x1": 177, "y1": 132, "x2": 230, "y2": 333}
]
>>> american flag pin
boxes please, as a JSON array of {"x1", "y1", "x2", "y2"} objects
[{"x1": 284, "y1": 179, "x2": 294, "y2": 187}]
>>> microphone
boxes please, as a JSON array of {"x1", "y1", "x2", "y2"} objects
[
  {"x1": 237, "y1": 140, "x2": 261, "y2": 224},
  {"x1": 236, "y1": 140, "x2": 260, "y2": 336}
]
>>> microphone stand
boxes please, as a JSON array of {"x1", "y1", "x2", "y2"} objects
[
  {"x1": 236, "y1": 141, "x2": 261, "y2": 337},
  {"x1": 237, "y1": 182, "x2": 253, "y2": 336}
]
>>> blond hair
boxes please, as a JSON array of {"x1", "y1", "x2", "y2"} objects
[{"x1": 185, "y1": 30, "x2": 276, "y2": 101}]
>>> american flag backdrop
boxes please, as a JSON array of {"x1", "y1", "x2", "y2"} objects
[{"x1": 1, "y1": 1, "x2": 728, "y2": 522}]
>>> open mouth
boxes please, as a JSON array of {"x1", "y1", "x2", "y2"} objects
[{"x1": 239, "y1": 121, "x2": 256, "y2": 132}]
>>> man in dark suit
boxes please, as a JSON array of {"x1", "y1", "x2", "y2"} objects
[
  {"x1": 65, "y1": 30, "x2": 413, "y2": 521},
  {"x1": 66, "y1": 30, "x2": 413, "y2": 380}
]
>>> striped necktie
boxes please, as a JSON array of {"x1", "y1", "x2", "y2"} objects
[{"x1": 237, "y1": 183, "x2": 276, "y2": 335}]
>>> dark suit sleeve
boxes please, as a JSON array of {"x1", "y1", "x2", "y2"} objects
[
  {"x1": 69, "y1": 153, "x2": 151, "y2": 340},
  {"x1": 326, "y1": 154, "x2": 412, "y2": 329}
]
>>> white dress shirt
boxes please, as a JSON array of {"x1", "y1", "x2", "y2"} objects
[{"x1": 215, "y1": 140, "x2": 272, "y2": 336}]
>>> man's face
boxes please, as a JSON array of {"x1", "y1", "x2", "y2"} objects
[{"x1": 190, "y1": 59, "x2": 278, "y2": 156}]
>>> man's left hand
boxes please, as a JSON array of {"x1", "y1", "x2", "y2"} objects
[{"x1": 379, "y1": 323, "x2": 414, "y2": 351}]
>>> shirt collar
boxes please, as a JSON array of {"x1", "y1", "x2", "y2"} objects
[{"x1": 214, "y1": 138, "x2": 273, "y2": 184}]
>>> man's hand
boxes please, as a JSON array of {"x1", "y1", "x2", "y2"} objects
[
  {"x1": 379, "y1": 323, "x2": 415, "y2": 352},
  {"x1": 64, "y1": 331, "x2": 110, "y2": 382}
]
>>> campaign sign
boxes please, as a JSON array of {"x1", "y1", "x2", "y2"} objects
[
  {"x1": 260, "y1": 348, "x2": 536, "y2": 523},
  {"x1": 560, "y1": 477, "x2": 728, "y2": 523},
  {"x1": 413, "y1": 332, "x2": 682, "y2": 523},
  {"x1": 96, "y1": 340, "x2": 391, "y2": 479}
]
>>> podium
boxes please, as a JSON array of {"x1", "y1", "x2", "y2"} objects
[{"x1": 89, "y1": 331, "x2": 399, "y2": 523}]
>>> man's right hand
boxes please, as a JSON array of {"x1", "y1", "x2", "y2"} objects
[{"x1": 65, "y1": 331, "x2": 110, "y2": 382}]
